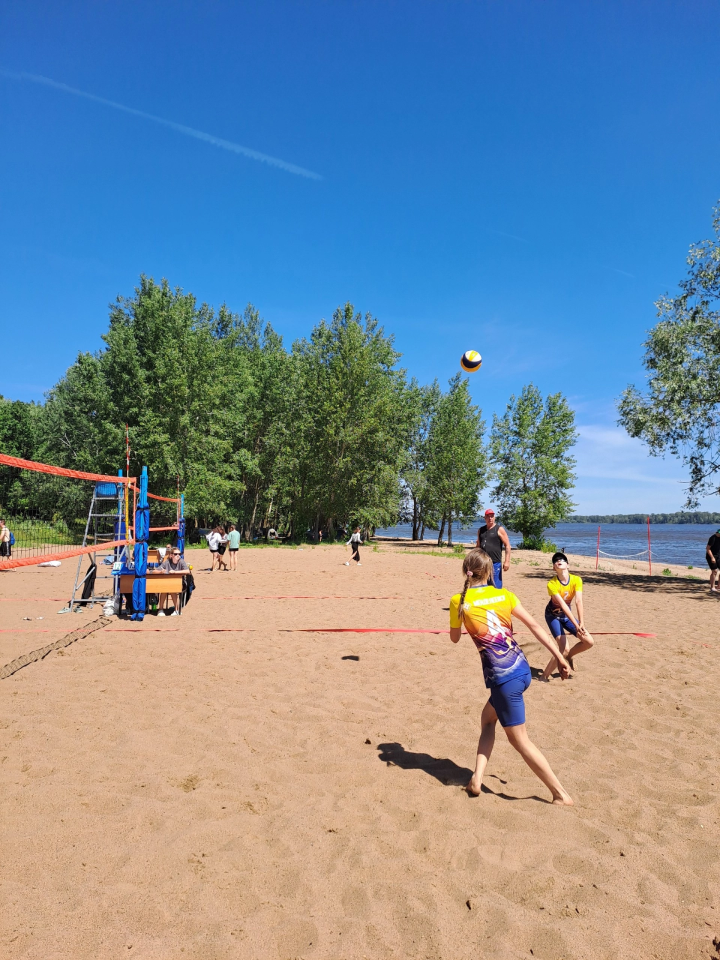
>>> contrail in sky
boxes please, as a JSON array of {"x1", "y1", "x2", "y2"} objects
[{"x1": 1, "y1": 69, "x2": 323, "y2": 181}]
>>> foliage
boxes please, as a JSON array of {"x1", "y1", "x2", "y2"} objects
[
  {"x1": 569, "y1": 512, "x2": 720, "y2": 524},
  {"x1": 489, "y1": 384, "x2": 577, "y2": 545},
  {"x1": 423, "y1": 375, "x2": 487, "y2": 546},
  {"x1": 399, "y1": 380, "x2": 441, "y2": 539},
  {"x1": 618, "y1": 201, "x2": 720, "y2": 506}
]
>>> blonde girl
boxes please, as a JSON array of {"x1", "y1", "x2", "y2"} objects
[{"x1": 449, "y1": 548, "x2": 573, "y2": 805}]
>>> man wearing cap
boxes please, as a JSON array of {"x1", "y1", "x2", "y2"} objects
[
  {"x1": 476, "y1": 509, "x2": 512, "y2": 588},
  {"x1": 706, "y1": 529, "x2": 720, "y2": 593}
]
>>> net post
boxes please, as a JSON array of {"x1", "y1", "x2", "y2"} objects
[
  {"x1": 178, "y1": 493, "x2": 185, "y2": 555},
  {"x1": 596, "y1": 525, "x2": 600, "y2": 571},
  {"x1": 131, "y1": 466, "x2": 149, "y2": 621},
  {"x1": 647, "y1": 517, "x2": 652, "y2": 576}
]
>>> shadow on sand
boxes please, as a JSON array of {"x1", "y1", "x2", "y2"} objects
[
  {"x1": 376, "y1": 742, "x2": 549, "y2": 802},
  {"x1": 522, "y1": 567, "x2": 716, "y2": 599}
]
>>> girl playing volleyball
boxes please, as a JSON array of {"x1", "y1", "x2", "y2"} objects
[{"x1": 449, "y1": 548, "x2": 574, "y2": 805}]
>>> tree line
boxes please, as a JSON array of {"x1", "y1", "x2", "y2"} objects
[
  {"x1": 0, "y1": 276, "x2": 578, "y2": 547},
  {"x1": 569, "y1": 512, "x2": 720, "y2": 524}
]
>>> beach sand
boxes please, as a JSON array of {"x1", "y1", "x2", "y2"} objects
[{"x1": 1, "y1": 544, "x2": 719, "y2": 959}]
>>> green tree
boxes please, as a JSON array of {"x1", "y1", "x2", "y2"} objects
[
  {"x1": 400, "y1": 380, "x2": 441, "y2": 539},
  {"x1": 490, "y1": 384, "x2": 577, "y2": 549},
  {"x1": 618, "y1": 201, "x2": 720, "y2": 506},
  {"x1": 0, "y1": 397, "x2": 41, "y2": 459},
  {"x1": 423, "y1": 375, "x2": 486, "y2": 547},
  {"x1": 288, "y1": 303, "x2": 413, "y2": 537}
]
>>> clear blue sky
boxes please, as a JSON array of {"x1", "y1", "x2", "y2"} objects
[{"x1": 2, "y1": 0, "x2": 719, "y2": 513}]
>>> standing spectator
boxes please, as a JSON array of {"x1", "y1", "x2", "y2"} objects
[
  {"x1": 227, "y1": 524, "x2": 241, "y2": 571},
  {"x1": 345, "y1": 526, "x2": 363, "y2": 566},
  {"x1": 217, "y1": 526, "x2": 229, "y2": 570},
  {"x1": 707, "y1": 528, "x2": 720, "y2": 593},
  {"x1": 0, "y1": 519, "x2": 10, "y2": 559},
  {"x1": 476, "y1": 509, "x2": 512, "y2": 588},
  {"x1": 206, "y1": 527, "x2": 221, "y2": 571}
]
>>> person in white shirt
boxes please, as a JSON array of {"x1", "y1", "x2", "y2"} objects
[
  {"x1": 206, "y1": 528, "x2": 221, "y2": 571},
  {"x1": 345, "y1": 526, "x2": 363, "y2": 566}
]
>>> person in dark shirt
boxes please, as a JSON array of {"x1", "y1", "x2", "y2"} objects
[
  {"x1": 706, "y1": 529, "x2": 720, "y2": 593},
  {"x1": 476, "y1": 509, "x2": 512, "y2": 588}
]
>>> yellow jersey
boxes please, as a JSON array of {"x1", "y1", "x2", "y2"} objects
[
  {"x1": 546, "y1": 574, "x2": 582, "y2": 612},
  {"x1": 450, "y1": 584, "x2": 528, "y2": 687}
]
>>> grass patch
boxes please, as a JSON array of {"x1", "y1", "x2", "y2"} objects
[{"x1": 662, "y1": 568, "x2": 673, "y2": 576}]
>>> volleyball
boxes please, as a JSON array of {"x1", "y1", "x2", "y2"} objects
[{"x1": 460, "y1": 350, "x2": 482, "y2": 373}]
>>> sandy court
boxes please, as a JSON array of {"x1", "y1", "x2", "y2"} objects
[{"x1": 2, "y1": 543, "x2": 720, "y2": 959}]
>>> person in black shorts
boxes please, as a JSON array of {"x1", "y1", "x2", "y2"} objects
[
  {"x1": 476, "y1": 508, "x2": 512, "y2": 588},
  {"x1": 707, "y1": 529, "x2": 720, "y2": 593}
]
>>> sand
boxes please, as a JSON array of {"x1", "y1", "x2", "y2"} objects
[{"x1": 1, "y1": 543, "x2": 719, "y2": 959}]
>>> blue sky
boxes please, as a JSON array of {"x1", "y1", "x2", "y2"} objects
[{"x1": 1, "y1": 0, "x2": 719, "y2": 513}]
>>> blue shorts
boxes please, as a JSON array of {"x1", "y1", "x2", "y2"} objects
[
  {"x1": 488, "y1": 561, "x2": 503, "y2": 589},
  {"x1": 545, "y1": 608, "x2": 578, "y2": 639},
  {"x1": 488, "y1": 664, "x2": 532, "y2": 728}
]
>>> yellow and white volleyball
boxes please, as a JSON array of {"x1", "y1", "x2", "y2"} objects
[{"x1": 460, "y1": 350, "x2": 482, "y2": 373}]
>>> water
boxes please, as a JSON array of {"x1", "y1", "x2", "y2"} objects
[{"x1": 375, "y1": 521, "x2": 718, "y2": 568}]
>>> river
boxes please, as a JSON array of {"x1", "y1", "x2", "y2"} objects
[{"x1": 375, "y1": 521, "x2": 718, "y2": 568}]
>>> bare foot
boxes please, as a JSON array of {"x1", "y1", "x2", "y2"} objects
[
  {"x1": 567, "y1": 656, "x2": 575, "y2": 670},
  {"x1": 551, "y1": 790, "x2": 574, "y2": 806},
  {"x1": 466, "y1": 778, "x2": 482, "y2": 796},
  {"x1": 538, "y1": 674, "x2": 551, "y2": 683}
]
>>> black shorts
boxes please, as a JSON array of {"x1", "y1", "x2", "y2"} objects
[
  {"x1": 0, "y1": 542, "x2": 8, "y2": 558},
  {"x1": 229, "y1": 547, "x2": 238, "y2": 552},
  {"x1": 708, "y1": 557, "x2": 719, "y2": 571},
  {"x1": 218, "y1": 544, "x2": 227, "y2": 555}
]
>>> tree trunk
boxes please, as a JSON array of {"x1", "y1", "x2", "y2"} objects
[
  {"x1": 447, "y1": 514, "x2": 453, "y2": 547},
  {"x1": 412, "y1": 497, "x2": 419, "y2": 540},
  {"x1": 437, "y1": 515, "x2": 446, "y2": 546},
  {"x1": 420, "y1": 522, "x2": 425, "y2": 541}
]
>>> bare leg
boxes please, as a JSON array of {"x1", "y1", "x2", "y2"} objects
[
  {"x1": 566, "y1": 629, "x2": 594, "y2": 665},
  {"x1": 542, "y1": 632, "x2": 568, "y2": 680},
  {"x1": 504, "y1": 723, "x2": 573, "y2": 805},
  {"x1": 467, "y1": 699, "x2": 498, "y2": 795}
]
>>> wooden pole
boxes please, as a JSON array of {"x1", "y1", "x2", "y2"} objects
[
  {"x1": 647, "y1": 517, "x2": 652, "y2": 576},
  {"x1": 596, "y1": 525, "x2": 600, "y2": 570}
]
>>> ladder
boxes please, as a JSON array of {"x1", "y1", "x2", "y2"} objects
[{"x1": 64, "y1": 480, "x2": 129, "y2": 613}]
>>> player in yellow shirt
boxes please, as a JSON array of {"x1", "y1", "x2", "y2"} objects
[
  {"x1": 450, "y1": 548, "x2": 574, "y2": 805},
  {"x1": 541, "y1": 552, "x2": 595, "y2": 681}
]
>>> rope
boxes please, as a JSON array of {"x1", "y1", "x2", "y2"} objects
[
  {"x1": 598, "y1": 548, "x2": 649, "y2": 559},
  {"x1": 0, "y1": 615, "x2": 111, "y2": 679}
]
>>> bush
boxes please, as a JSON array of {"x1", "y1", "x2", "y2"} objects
[
  {"x1": 518, "y1": 535, "x2": 557, "y2": 553},
  {"x1": 452, "y1": 543, "x2": 466, "y2": 556},
  {"x1": 662, "y1": 568, "x2": 673, "y2": 576}
]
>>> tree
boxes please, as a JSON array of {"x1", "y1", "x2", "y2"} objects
[
  {"x1": 618, "y1": 201, "x2": 720, "y2": 506},
  {"x1": 288, "y1": 303, "x2": 413, "y2": 537},
  {"x1": 423, "y1": 375, "x2": 487, "y2": 546},
  {"x1": 400, "y1": 380, "x2": 440, "y2": 539},
  {"x1": 489, "y1": 384, "x2": 577, "y2": 549}
]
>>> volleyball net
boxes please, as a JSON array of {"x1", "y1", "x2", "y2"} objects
[{"x1": 0, "y1": 454, "x2": 134, "y2": 571}]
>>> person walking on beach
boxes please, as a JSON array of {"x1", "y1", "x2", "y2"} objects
[
  {"x1": 345, "y1": 526, "x2": 363, "y2": 566},
  {"x1": 227, "y1": 524, "x2": 241, "y2": 571},
  {"x1": 449, "y1": 548, "x2": 573, "y2": 805},
  {"x1": 706, "y1": 529, "x2": 720, "y2": 593},
  {"x1": 540, "y1": 552, "x2": 594, "y2": 680},
  {"x1": 476, "y1": 509, "x2": 511, "y2": 588}
]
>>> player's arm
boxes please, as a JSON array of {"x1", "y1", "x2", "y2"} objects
[
  {"x1": 575, "y1": 591, "x2": 585, "y2": 629},
  {"x1": 499, "y1": 526, "x2": 512, "y2": 571},
  {"x1": 551, "y1": 592, "x2": 580, "y2": 629},
  {"x1": 512, "y1": 602, "x2": 570, "y2": 678}
]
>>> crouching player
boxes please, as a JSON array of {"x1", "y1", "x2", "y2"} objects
[{"x1": 541, "y1": 552, "x2": 594, "y2": 680}]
